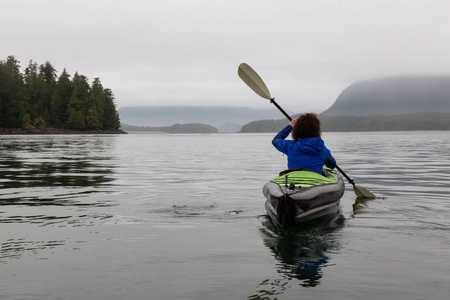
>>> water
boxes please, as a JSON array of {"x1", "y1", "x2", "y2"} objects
[{"x1": 1, "y1": 132, "x2": 449, "y2": 300}]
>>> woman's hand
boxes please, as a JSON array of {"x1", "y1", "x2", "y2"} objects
[{"x1": 289, "y1": 119, "x2": 297, "y2": 127}]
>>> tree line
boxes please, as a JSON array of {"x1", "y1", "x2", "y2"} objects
[
  {"x1": 239, "y1": 112, "x2": 450, "y2": 133},
  {"x1": 0, "y1": 55, "x2": 120, "y2": 130},
  {"x1": 121, "y1": 123, "x2": 218, "y2": 133},
  {"x1": 320, "y1": 112, "x2": 450, "y2": 131}
]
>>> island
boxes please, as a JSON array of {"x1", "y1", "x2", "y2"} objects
[{"x1": 0, "y1": 55, "x2": 121, "y2": 134}]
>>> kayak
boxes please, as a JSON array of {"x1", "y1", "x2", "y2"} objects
[{"x1": 263, "y1": 167, "x2": 345, "y2": 229}]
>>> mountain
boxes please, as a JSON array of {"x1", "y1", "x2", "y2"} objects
[
  {"x1": 239, "y1": 112, "x2": 450, "y2": 133},
  {"x1": 240, "y1": 75, "x2": 450, "y2": 132},
  {"x1": 118, "y1": 106, "x2": 287, "y2": 130},
  {"x1": 321, "y1": 76, "x2": 450, "y2": 116},
  {"x1": 121, "y1": 123, "x2": 218, "y2": 133}
]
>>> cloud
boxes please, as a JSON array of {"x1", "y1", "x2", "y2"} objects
[{"x1": 2, "y1": 0, "x2": 450, "y2": 113}]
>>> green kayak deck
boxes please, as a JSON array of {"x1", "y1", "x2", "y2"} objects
[{"x1": 271, "y1": 167, "x2": 339, "y2": 188}]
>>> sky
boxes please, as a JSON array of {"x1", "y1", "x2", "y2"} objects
[{"x1": 2, "y1": 0, "x2": 450, "y2": 113}]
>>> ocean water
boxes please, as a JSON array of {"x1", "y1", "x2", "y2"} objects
[{"x1": 1, "y1": 132, "x2": 449, "y2": 300}]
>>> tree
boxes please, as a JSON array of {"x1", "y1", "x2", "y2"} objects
[
  {"x1": 71, "y1": 73, "x2": 90, "y2": 104},
  {"x1": 51, "y1": 69, "x2": 72, "y2": 127},
  {"x1": 33, "y1": 117, "x2": 46, "y2": 128},
  {"x1": 102, "y1": 88, "x2": 120, "y2": 129},
  {"x1": 67, "y1": 108, "x2": 86, "y2": 129},
  {"x1": 88, "y1": 78, "x2": 105, "y2": 128},
  {"x1": 23, "y1": 60, "x2": 47, "y2": 123},
  {"x1": 0, "y1": 56, "x2": 23, "y2": 127},
  {"x1": 22, "y1": 113, "x2": 32, "y2": 127},
  {"x1": 39, "y1": 61, "x2": 57, "y2": 124},
  {"x1": 39, "y1": 61, "x2": 57, "y2": 85},
  {"x1": 86, "y1": 107, "x2": 101, "y2": 129}
]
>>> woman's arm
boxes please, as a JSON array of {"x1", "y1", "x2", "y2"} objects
[
  {"x1": 272, "y1": 124, "x2": 293, "y2": 154},
  {"x1": 272, "y1": 124, "x2": 292, "y2": 141}
]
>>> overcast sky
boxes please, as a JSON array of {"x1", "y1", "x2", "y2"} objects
[{"x1": 2, "y1": 0, "x2": 450, "y2": 113}]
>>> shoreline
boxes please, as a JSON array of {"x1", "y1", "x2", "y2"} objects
[{"x1": 0, "y1": 127, "x2": 127, "y2": 135}]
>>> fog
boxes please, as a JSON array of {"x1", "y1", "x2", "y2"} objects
[{"x1": 2, "y1": 0, "x2": 449, "y2": 113}]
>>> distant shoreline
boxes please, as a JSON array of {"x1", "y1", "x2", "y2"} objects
[{"x1": 0, "y1": 128, "x2": 127, "y2": 135}]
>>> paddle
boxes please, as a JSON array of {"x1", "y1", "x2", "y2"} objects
[{"x1": 238, "y1": 63, "x2": 375, "y2": 198}]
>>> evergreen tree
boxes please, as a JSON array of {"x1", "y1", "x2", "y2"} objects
[
  {"x1": 88, "y1": 78, "x2": 105, "y2": 128},
  {"x1": 68, "y1": 108, "x2": 86, "y2": 129},
  {"x1": 102, "y1": 88, "x2": 120, "y2": 129},
  {"x1": 24, "y1": 60, "x2": 47, "y2": 125},
  {"x1": 39, "y1": 61, "x2": 57, "y2": 125},
  {"x1": 40, "y1": 61, "x2": 57, "y2": 85},
  {"x1": 51, "y1": 69, "x2": 72, "y2": 127},
  {"x1": 67, "y1": 73, "x2": 91, "y2": 129},
  {"x1": 0, "y1": 56, "x2": 23, "y2": 128}
]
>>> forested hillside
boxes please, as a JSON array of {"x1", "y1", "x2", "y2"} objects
[
  {"x1": 0, "y1": 55, "x2": 120, "y2": 130},
  {"x1": 239, "y1": 112, "x2": 450, "y2": 133},
  {"x1": 121, "y1": 123, "x2": 218, "y2": 133}
]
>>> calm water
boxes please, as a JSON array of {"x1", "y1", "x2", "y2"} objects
[{"x1": 1, "y1": 132, "x2": 449, "y2": 300}]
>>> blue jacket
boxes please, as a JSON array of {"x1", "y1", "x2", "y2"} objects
[{"x1": 272, "y1": 125, "x2": 336, "y2": 174}]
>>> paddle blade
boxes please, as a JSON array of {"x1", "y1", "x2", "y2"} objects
[
  {"x1": 353, "y1": 184, "x2": 376, "y2": 198},
  {"x1": 238, "y1": 63, "x2": 272, "y2": 100}
]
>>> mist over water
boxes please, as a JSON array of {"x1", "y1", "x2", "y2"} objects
[{"x1": 1, "y1": 132, "x2": 449, "y2": 299}]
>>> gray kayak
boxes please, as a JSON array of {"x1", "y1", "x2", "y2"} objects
[{"x1": 263, "y1": 167, "x2": 345, "y2": 229}]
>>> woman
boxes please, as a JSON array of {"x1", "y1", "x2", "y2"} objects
[{"x1": 272, "y1": 113, "x2": 336, "y2": 174}]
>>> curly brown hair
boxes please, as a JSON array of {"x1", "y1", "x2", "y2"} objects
[{"x1": 292, "y1": 113, "x2": 322, "y2": 141}]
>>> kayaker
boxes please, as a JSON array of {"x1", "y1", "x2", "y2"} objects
[{"x1": 272, "y1": 113, "x2": 336, "y2": 174}]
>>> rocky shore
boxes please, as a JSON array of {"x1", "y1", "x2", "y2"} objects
[{"x1": 0, "y1": 127, "x2": 127, "y2": 135}]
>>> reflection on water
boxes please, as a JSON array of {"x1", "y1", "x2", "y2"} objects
[
  {"x1": 0, "y1": 135, "x2": 117, "y2": 264},
  {"x1": 0, "y1": 135, "x2": 116, "y2": 207},
  {"x1": 0, "y1": 159, "x2": 115, "y2": 189},
  {"x1": 250, "y1": 212, "x2": 345, "y2": 298}
]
